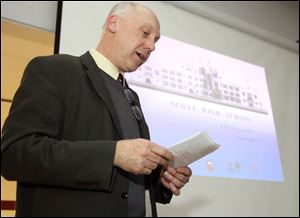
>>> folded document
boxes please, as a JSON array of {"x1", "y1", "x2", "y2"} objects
[{"x1": 169, "y1": 131, "x2": 220, "y2": 168}]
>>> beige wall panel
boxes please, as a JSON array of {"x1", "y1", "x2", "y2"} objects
[
  {"x1": 1, "y1": 210, "x2": 15, "y2": 217},
  {"x1": 1, "y1": 19, "x2": 54, "y2": 100},
  {"x1": 1, "y1": 78, "x2": 16, "y2": 217},
  {"x1": 1, "y1": 102, "x2": 16, "y2": 213},
  {"x1": 1, "y1": 177, "x2": 16, "y2": 201},
  {"x1": 1, "y1": 19, "x2": 55, "y2": 216},
  {"x1": 1, "y1": 101, "x2": 11, "y2": 129}
]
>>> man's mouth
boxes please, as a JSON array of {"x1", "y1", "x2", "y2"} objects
[{"x1": 135, "y1": 51, "x2": 148, "y2": 61}]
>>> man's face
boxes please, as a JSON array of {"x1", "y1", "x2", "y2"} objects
[{"x1": 114, "y1": 7, "x2": 160, "y2": 72}]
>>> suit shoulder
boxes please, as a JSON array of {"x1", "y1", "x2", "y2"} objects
[
  {"x1": 26, "y1": 53, "x2": 86, "y2": 79},
  {"x1": 29, "y1": 54, "x2": 81, "y2": 67}
]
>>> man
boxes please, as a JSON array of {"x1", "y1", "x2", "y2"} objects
[{"x1": 1, "y1": 2, "x2": 192, "y2": 217}]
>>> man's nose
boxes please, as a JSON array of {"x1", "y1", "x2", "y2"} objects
[{"x1": 145, "y1": 39, "x2": 156, "y2": 52}]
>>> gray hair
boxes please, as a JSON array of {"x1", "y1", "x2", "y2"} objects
[
  {"x1": 103, "y1": 2, "x2": 152, "y2": 28},
  {"x1": 108, "y1": 2, "x2": 137, "y2": 17}
]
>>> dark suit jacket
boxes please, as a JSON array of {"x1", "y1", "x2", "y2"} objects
[{"x1": 1, "y1": 52, "x2": 172, "y2": 217}]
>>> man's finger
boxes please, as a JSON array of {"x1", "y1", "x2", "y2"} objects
[{"x1": 151, "y1": 143, "x2": 174, "y2": 161}]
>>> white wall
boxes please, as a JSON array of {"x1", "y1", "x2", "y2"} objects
[
  {"x1": 191, "y1": 1, "x2": 299, "y2": 42},
  {"x1": 164, "y1": 1, "x2": 298, "y2": 53}
]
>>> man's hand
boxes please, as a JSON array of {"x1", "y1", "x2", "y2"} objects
[
  {"x1": 114, "y1": 138, "x2": 174, "y2": 175},
  {"x1": 160, "y1": 166, "x2": 192, "y2": 196}
]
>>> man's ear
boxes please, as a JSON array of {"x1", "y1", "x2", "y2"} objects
[{"x1": 107, "y1": 15, "x2": 117, "y2": 33}]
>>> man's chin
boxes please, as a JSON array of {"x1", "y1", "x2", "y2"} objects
[{"x1": 126, "y1": 64, "x2": 142, "y2": 72}]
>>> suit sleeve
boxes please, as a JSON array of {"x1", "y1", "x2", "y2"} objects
[
  {"x1": 1, "y1": 56, "x2": 117, "y2": 191},
  {"x1": 150, "y1": 166, "x2": 173, "y2": 204}
]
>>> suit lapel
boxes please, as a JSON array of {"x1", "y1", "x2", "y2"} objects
[{"x1": 80, "y1": 52, "x2": 124, "y2": 139}]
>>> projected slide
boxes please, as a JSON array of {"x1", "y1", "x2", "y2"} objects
[{"x1": 126, "y1": 35, "x2": 284, "y2": 182}]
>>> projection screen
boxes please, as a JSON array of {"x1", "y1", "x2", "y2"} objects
[{"x1": 56, "y1": 1, "x2": 299, "y2": 216}]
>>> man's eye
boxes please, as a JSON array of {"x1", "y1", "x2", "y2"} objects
[{"x1": 143, "y1": 31, "x2": 150, "y2": 37}]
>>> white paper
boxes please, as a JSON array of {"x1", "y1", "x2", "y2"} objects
[{"x1": 168, "y1": 131, "x2": 220, "y2": 168}]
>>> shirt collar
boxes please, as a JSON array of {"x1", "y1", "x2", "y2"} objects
[{"x1": 89, "y1": 49, "x2": 121, "y2": 80}]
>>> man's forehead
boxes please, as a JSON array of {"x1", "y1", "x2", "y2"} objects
[
  {"x1": 133, "y1": 6, "x2": 160, "y2": 26},
  {"x1": 123, "y1": 6, "x2": 160, "y2": 37},
  {"x1": 140, "y1": 23, "x2": 160, "y2": 31}
]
